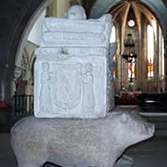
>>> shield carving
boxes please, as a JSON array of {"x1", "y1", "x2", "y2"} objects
[{"x1": 53, "y1": 63, "x2": 82, "y2": 110}]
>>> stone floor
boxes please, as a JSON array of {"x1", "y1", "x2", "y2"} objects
[{"x1": 126, "y1": 137, "x2": 167, "y2": 167}]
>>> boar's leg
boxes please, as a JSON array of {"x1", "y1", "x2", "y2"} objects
[
  {"x1": 116, "y1": 154, "x2": 134, "y2": 167},
  {"x1": 17, "y1": 158, "x2": 44, "y2": 167}
]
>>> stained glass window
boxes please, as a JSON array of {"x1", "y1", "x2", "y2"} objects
[
  {"x1": 147, "y1": 25, "x2": 154, "y2": 78},
  {"x1": 128, "y1": 19, "x2": 135, "y2": 28},
  {"x1": 128, "y1": 58, "x2": 135, "y2": 81}
]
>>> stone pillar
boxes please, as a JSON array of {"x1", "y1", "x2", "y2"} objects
[
  {"x1": 46, "y1": 0, "x2": 71, "y2": 18},
  {"x1": 46, "y1": 0, "x2": 57, "y2": 17},
  {"x1": 57, "y1": 0, "x2": 70, "y2": 18},
  {"x1": 165, "y1": 47, "x2": 167, "y2": 94},
  {"x1": 25, "y1": 80, "x2": 33, "y2": 95},
  {"x1": 164, "y1": 38, "x2": 167, "y2": 93}
]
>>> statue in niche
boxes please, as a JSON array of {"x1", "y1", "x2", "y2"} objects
[
  {"x1": 81, "y1": 63, "x2": 95, "y2": 113},
  {"x1": 40, "y1": 62, "x2": 53, "y2": 113}
]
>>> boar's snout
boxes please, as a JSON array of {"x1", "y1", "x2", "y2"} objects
[
  {"x1": 147, "y1": 123, "x2": 155, "y2": 136},
  {"x1": 142, "y1": 122, "x2": 155, "y2": 137},
  {"x1": 138, "y1": 122, "x2": 155, "y2": 139}
]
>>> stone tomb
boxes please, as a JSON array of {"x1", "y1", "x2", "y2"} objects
[{"x1": 34, "y1": 6, "x2": 112, "y2": 118}]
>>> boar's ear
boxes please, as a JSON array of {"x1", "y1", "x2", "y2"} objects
[{"x1": 120, "y1": 113, "x2": 129, "y2": 124}]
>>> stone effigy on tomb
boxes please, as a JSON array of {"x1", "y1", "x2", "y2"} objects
[{"x1": 34, "y1": 5, "x2": 113, "y2": 118}]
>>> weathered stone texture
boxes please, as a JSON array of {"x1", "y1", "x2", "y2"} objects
[{"x1": 11, "y1": 111, "x2": 154, "y2": 167}]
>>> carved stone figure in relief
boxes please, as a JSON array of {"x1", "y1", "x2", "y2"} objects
[
  {"x1": 67, "y1": 5, "x2": 86, "y2": 20},
  {"x1": 40, "y1": 62, "x2": 53, "y2": 113},
  {"x1": 81, "y1": 63, "x2": 95, "y2": 113}
]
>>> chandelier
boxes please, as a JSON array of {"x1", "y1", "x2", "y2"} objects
[{"x1": 122, "y1": 33, "x2": 137, "y2": 63}]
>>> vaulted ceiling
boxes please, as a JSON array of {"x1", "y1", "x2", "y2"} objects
[
  {"x1": 109, "y1": 1, "x2": 156, "y2": 25},
  {"x1": 82, "y1": 0, "x2": 167, "y2": 37}
]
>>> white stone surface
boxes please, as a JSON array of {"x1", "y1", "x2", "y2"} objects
[
  {"x1": 66, "y1": 5, "x2": 86, "y2": 20},
  {"x1": 40, "y1": 9, "x2": 112, "y2": 48},
  {"x1": 34, "y1": 5, "x2": 112, "y2": 118},
  {"x1": 11, "y1": 111, "x2": 155, "y2": 167},
  {"x1": 34, "y1": 49, "x2": 107, "y2": 118},
  {"x1": 28, "y1": 10, "x2": 46, "y2": 45}
]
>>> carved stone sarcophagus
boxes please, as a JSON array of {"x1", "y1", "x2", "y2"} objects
[{"x1": 34, "y1": 6, "x2": 112, "y2": 118}]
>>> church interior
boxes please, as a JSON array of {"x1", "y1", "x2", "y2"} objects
[
  {"x1": 1, "y1": 0, "x2": 167, "y2": 166},
  {"x1": 2, "y1": 0, "x2": 166, "y2": 106}
]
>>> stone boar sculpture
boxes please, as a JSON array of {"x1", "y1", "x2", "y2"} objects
[{"x1": 11, "y1": 111, "x2": 154, "y2": 167}]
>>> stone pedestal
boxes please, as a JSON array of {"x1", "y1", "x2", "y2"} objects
[{"x1": 11, "y1": 111, "x2": 155, "y2": 167}]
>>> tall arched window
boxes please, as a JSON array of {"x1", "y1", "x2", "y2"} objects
[
  {"x1": 110, "y1": 26, "x2": 116, "y2": 78},
  {"x1": 110, "y1": 26, "x2": 116, "y2": 43},
  {"x1": 147, "y1": 25, "x2": 154, "y2": 78},
  {"x1": 162, "y1": 37, "x2": 165, "y2": 76}
]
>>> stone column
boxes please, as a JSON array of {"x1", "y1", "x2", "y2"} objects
[
  {"x1": 156, "y1": 22, "x2": 159, "y2": 93},
  {"x1": 46, "y1": 0, "x2": 57, "y2": 17},
  {"x1": 46, "y1": 0, "x2": 71, "y2": 18},
  {"x1": 165, "y1": 40, "x2": 167, "y2": 93},
  {"x1": 57, "y1": 0, "x2": 71, "y2": 18}
]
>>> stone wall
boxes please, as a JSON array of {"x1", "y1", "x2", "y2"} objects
[{"x1": 0, "y1": 0, "x2": 49, "y2": 102}]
